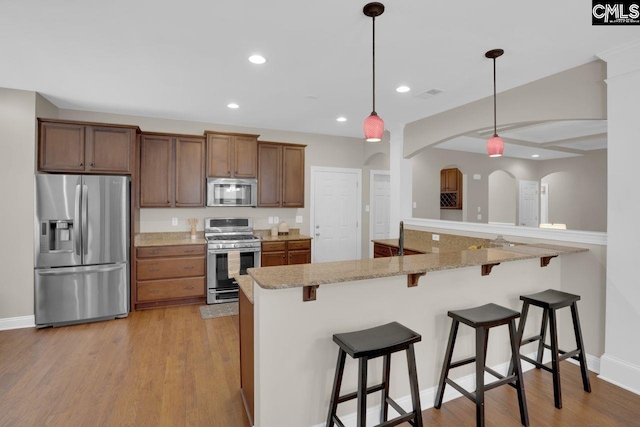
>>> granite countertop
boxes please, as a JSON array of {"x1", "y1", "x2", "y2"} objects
[
  {"x1": 234, "y1": 274, "x2": 254, "y2": 303},
  {"x1": 373, "y1": 229, "x2": 493, "y2": 254},
  {"x1": 248, "y1": 243, "x2": 587, "y2": 290},
  {"x1": 135, "y1": 232, "x2": 207, "y2": 247},
  {"x1": 259, "y1": 234, "x2": 312, "y2": 242}
]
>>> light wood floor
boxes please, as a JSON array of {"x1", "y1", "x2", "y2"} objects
[{"x1": 1, "y1": 305, "x2": 639, "y2": 427}]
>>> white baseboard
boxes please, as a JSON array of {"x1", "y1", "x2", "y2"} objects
[
  {"x1": 312, "y1": 351, "x2": 600, "y2": 427},
  {"x1": 0, "y1": 315, "x2": 35, "y2": 331},
  {"x1": 567, "y1": 353, "x2": 601, "y2": 374},
  {"x1": 598, "y1": 354, "x2": 640, "y2": 395}
]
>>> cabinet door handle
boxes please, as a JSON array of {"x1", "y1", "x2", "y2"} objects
[
  {"x1": 149, "y1": 250, "x2": 160, "y2": 254},
  {"x1": 184, "y1": 250, "x2": 194, "y2": 253},
  {"x1": 184, "y1": 266, "x2": 194, "y2": 270},
  {"x1": 148, "y1": 289, "x2": 160, "y2": 293},
  {"x1": 79, "y1": 162, "x2": 83, "y2": 166},
  {"x1": 149, "y1": 268, "x2": 160, "y2": 271},
  {"x1": 90, "y1": 163, "x2": 94, "y2": 167},
  {"x1": 183, "y1": 285, "x2": 195, "y2": 290},
  {"x1": 281, "y1": 255, "x2": 285, "y2": 259},
  {"x1": 167, "y1": 200, "x2": 170, "y2": 204}
]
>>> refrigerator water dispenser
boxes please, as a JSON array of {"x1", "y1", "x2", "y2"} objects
[{"x1": 40, "y1": 220, "x2": 74, "y2": 253}]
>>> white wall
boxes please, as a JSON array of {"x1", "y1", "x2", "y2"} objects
[
  {"x1": 488, "y1": 170, "x2": 516, "y2": 224},
  {"x1": 0, "y1": 89, "x2": 37, "y2": 320},
  {"x1": 598, "y1": 41, "x2": 640, "y2": 394}
]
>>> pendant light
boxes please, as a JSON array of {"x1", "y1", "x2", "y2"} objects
[
  {"x1": 485, "y1": 49, "x2": 504, "y2": 157},
  {"x1": 363, "y1": 2, "x2": 385, "y2": 142}
]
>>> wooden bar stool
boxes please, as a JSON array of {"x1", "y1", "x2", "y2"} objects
[
  {"x1": 326, "y1": 322, "x2": 423, "y2": 427},
  {"x1": 434, "y1": 303, "x2": 529, "y2": 427},
  {"x1": 512, "y1": 289, "x2": 591, "y2": 409}
]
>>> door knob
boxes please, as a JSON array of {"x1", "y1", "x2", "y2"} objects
[
  {"x1": 315, "y1": 232, "x2": 320, "y2": 236},
  {"x1": 315, "y1": 225, "x2": 320, "y2": 229}
]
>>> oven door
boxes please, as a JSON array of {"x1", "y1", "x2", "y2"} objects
[{"x1": 207, "y1": 248, "x2": 259, "y2": 304}]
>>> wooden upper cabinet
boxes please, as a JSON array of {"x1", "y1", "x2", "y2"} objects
[
  {"x1": 140, "y1": 135, "x2": 173, "y2": 207},
  {"x1": 175, "y1": 137, "x2": 205, "y2": 207},
  {"x1": 257, "y1": 142, "x2": 306, "y2": 208},
  {"x1": 140, "y1": 133, "x2": 206, "y2": 208},
  {"x1": 38, "y1": 119, "x2": 137, "y2": 174},
  {"x1": 282, "y1": 146, "x2": 305, "y2": 208},
  {"x1": 442, "y1": 168, "x2": 460, "y2": 192},
  {"x1": 206, "y1": 132, "x2": 258, "y2": 178},
  {"x1": 257, "y1": 143, "x2": 282, "y2": 207},
  {"x1": 39, "y1": 122, "x2": 86, "y2": 172},
  {"x1": 86, "y1": 126, "x2": 133, "y2": 173}
]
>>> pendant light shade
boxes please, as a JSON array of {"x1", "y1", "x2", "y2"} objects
[
  {"x1": 364, "y1": 112, "x2": 384, "y2": 142},
  {"x1": 363, "y1": 3, "x2": 385, "y2": 142},
  {"x1": 485, "y1": 49, "x2": 504, "y2": 157}
]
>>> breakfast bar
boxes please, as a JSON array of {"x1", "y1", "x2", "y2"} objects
[{"x1": 241, "y1": 236, "x2": 589, "y2": 427}]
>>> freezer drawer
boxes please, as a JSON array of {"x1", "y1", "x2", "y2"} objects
[{"x1": 35, "y1": 263, "x2": 128, "y2": 327}]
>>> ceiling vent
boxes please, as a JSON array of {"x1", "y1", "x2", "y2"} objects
[{"x1": 415, "y1": 88, "x2": 444, "y2": 100}]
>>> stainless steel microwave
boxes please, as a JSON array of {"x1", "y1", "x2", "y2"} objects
[{"x1": 206, "y1": 178, "x2": 257, "y2": 207}]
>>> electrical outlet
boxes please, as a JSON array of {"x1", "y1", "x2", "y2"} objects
[
  {"x1": 274, "y1": 216, "x2": 279, "y2": 223},
  {"x1": 477, "y1": 214, "x2": 482, "y2": 220},
  {"x1": 413, "y1": 202, "x2": 417, "y2": 209},
  {"x1": 295, "y1": 216, "x2": 303, "y2": 223},
  {"x1": 268, "y1": 217, "x2": 274, "y2": 224},
  {"x1": 432, "y1": 234, "x2": 440, "y2": 242},
  {"x1": 431, "y1": 247, "x2": 440, "y2": 254},
  {"x1": 171, "y1": 218, "x2": 178, "y2": 226},
  {"x1": 365, "y1": 205, "x2": 370, "y2": 212}
]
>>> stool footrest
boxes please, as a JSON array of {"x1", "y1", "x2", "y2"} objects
[
  {"x1": 450, "y1": 356, "x2": 476, "y2": 369},
  {"x1": 337, "y1": 382, "x2": 385, "y2": 404},
  {"x1": 520, "y1": 334, "x2": 543, "y2": 345},
  {"x1": 377, "y1": 412, "x2": 416, "y2": 427},
  {"x1": 484, "y1": 366, "x2": 505, "y2": 380},
  {"x1": 484, "y1": 374, "x2": 518, "y2": 392},
  {"x1": 521, "y1": 354, "x2": 553, "y2": 373},
  {"x1": 386, "y1": 396, "x2": 407, "y2": 416},
  {"x1": 558, "y1": 349, "x2": 581, "y2": 362},
  {"x1": 445, "y1": 378, "x2": 476, "y2": 403}
]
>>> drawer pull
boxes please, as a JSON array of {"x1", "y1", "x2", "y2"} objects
[
  {"x1": 184, "y1": 266, "x2": 194, "y2": 270},
  {"x1": 148, "y1": 289, "x2": 160, "y2": 293},
  {"x1": 149, "y1": 268, "x2": 160, "y2": 271},
  {"x1": 149, "y1": 250, "x2": 160, "y2": 254},
  {"x1": 183, "y1": 285, "x2": 195, "y2": 290},
  {"x1": 184, "y1": 250, "x2": 195, "y2": 253}
]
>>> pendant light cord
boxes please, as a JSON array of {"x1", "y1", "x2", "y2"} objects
[
  {"x1": 372, "y1": 15, "x2": 376, "y2": 114},
  {"x1": 493, "y1": 57, "x2": 497, "y2": 137}
]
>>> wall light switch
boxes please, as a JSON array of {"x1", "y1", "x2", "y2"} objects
[
  {"x1": 171, "y1": 218, "x2": 178, "y2": 226},
  {"x1": 432, "y1": 234, "x2": 440, "y2": 242},
  {"x1": 413, "y1": 202, "x2": 417, "y2": 209},
  {"x1": 478, "y1": 206, "x2": 481, "y2": 213},
  {"x1": 473, "y1": 174, "x2": 481, "y2": 180},
  {"x1": 477, "y1": 214, "x2": 482, "y2": 220},
  {"x1": 268, "y1": 217, "x2": 274, "y2": 224},
  {"x1": 274, "y1": 216, "x2": 279, "y2": 224},
  {"x1": 365, "y1": 205, "x2": 370, "y2": 212},
  {"x1": 295, "y1": 216, "x2": 303, "y2": 223}
]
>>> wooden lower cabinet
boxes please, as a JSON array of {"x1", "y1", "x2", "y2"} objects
[
  {"x1": 373, "y1": 243, "x2": 423, "y2": 258},
  {"x1": 135, "y1": 244, "x2": 206, "y2": 309},
  {"x1": 261, "y1": 239, "x2": 311, "y2": 266},
  {"x1": 239, "y1": 288, "x2": 254, "y2": 424}
]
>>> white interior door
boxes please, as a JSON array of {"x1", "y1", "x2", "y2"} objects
[
  {"x1": 540, "y1": 183, "x2": 549, "y2": 224},
  {"x1": 311, "y1": 167, "x2": 361, "y2": 263},
  {"x1": 519, "y1": 180, "x2": 539, "y2": 227},
  {"x1": 370, "y1": 171, "x2": 390, "y2": 258}
]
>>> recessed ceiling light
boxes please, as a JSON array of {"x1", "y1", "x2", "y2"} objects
[
  {"x1": 227, "y1": 103, "x2": 239, "y2": 109},
  {"x1": 396, "y1": 86, "x2": 411, "y2": 93},
  {"x1": 531, "y1": 154, "x2": 540, "y2": 158},
  {"x1": 336, "y1": 117, "x2": 347, "y2": 122},
  {"x1": 248, "y1": 55, "x2": 267, "y2": 64}
]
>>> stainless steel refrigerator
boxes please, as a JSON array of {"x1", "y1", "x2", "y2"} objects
[{"x1": 34, "y1": 174, "x2": 129, "y2": 327}]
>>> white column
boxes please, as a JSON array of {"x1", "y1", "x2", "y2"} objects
[
  {"x1": 597, "y1": 40, "x2": 640, "y2": 394},
  {"x1": 389, "y1": 125, "x2": 413, "y2": 237}
]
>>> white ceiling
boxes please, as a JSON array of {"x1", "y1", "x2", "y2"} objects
[
  {"x1": 435, "y1": 120, "x2": 608, "y2": 160},
  {"x1": 0, "y1": 1, "x2": 636, "y2": 139}
]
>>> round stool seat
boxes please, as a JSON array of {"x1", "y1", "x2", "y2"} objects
[
  {"x1": 449, "y1": 303, "x2": 520, "y2": 328},
  {"x1": 520, "y1": 289, "x2": 580, "y2": 309},
  {"x1": 333, "y1": 321, "x2": 421, "y2": 359}
]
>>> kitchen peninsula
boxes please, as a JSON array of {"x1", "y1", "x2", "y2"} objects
[{"x1": 241, "y1": 233, "x2": 588, "y2": 427}]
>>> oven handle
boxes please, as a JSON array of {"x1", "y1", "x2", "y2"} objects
[
  {"x1": 209, "y1": 289, "x2": 239, "y2": 294},
  {"x1": 207, "y1": 248, "x2": 261, "y2": 254}
]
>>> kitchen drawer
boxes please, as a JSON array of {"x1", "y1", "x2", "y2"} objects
[
  {"x1": 288, "y1": 239, "x2": 310, "y2": 250},
  {"x1": 261, "y1": 241, "x2": 286, "y2": 252},
  {"x1": 137, "y1": 245, "x2": 206, "y2": 258},
  {"x1": 136, "y1": 257, "x2": 205, "y2": 281},
  {"x1": 137, "y1": 277, "x2": 205, "y2": 302}
]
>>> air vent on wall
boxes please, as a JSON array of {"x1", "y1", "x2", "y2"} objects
[{"x1": 416, "y1": 88, "x2": 444, "y2": 100}]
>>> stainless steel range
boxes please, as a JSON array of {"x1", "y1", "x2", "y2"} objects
[{"x1": 205, "y1": 218, "x2": 261, "y2": 304}]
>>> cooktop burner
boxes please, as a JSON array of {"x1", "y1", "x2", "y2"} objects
[{"x1": 206, "y1": 235, "x2": 260, "y2": 242}]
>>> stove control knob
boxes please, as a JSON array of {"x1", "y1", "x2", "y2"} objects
[
  {"x1": 234, "y1": 244, "x2": 239, "y2": 248},
  {"x1": 217, "y1": 244, "x2": 222, "y2": 249}
]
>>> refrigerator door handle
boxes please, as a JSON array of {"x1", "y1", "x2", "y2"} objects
[
  {"x1": 82, "y1": 184, "x2": 89, "y2": 255},
  {"x1": 74, "y1": 184, "x2": 82, "y2": 256},
  {"x1": 36, "y1": 264, "x2": 124, "y2": 276}
]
